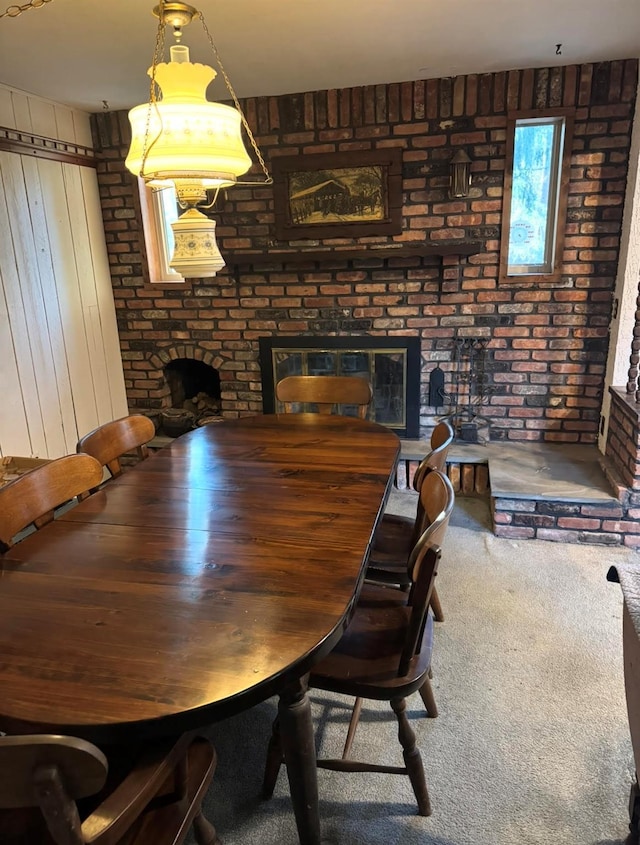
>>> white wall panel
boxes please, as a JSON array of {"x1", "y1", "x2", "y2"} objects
[
  {"x1": 0, "y1": 189, "x2": 32, "y2": 458},
  {"x1": 0, "y1": 83, "x2": 92, "y2": 144},
  {"x1": 80, "y1": 167, "x2": 128, "y2": 421},
  {"x1": 71, "y1": 112, "x2": 93, "y2": 148},
  {"x1": 19, "y1": 157, "x2": 69, "y2": 457},
  {"x1": 52, "y1": 108, "x2": 76, "y2": 145},
  {"x1": 63, "y1": 164, "x2": 113, "y2": 425},
  {"x1": 9, "y1": 91, "x2": 32, "y2": 132},
  {"x1": 30, "y1": 158, "x2": 80, "y2": 454},
  {"x1": 0, "y1": 86, "x2": 127, "y2": 459},
  {"x1": 0, "y1": 87, "x2": 15, "y2": 128},
  {"x1": 38, "y1": 158, "x2": 101, "y2": 444},
  {"x1": 27, "y1": 98, "x2": 57, "y2": 138},
  {"x1": 0, "y1": 151, "x2": 50, "y2": 458}
]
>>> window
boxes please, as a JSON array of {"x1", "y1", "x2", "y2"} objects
[
  {"x1": 138, "y1": 182, "x2": 185, "y2": 284},
  {"x1": 500, "y1": 109, "x2": 574, "y2": 283}
]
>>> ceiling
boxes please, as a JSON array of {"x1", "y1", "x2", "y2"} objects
[{"x1": 0, "y1": 0, "x2": 639, "y2": 114}]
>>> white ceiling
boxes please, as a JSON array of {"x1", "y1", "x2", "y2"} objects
[{"x1": 0, "y1": 0, "x2": 639, "y2": 114}]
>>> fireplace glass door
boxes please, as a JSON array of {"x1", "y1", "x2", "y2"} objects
[{"x1": 259, "y1": 337, "x2": 420, "y2": 437}]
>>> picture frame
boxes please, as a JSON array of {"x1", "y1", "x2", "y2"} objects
[{"x1": 272, "y1": 148, "x2": 403, "y2": 241}]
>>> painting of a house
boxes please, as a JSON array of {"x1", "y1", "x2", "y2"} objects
[
  {"x1": 272, "y1": 149, "x2": 403, "y2": 238},
  {"x1": 288, "y1": 167, "x2": 384, "y2": 225}
]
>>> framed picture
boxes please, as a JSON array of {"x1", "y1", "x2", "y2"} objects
[{"x1": 272, "y1": 148, "x2": 403, "y2": 240}]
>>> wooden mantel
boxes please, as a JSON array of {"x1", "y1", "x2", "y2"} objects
[{"x1": 225, "y1": 241, "x2": 483, "y2": 280}]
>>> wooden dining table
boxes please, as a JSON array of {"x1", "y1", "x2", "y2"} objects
[{"x1": 0, "y1": 412, "x2": 400, "y2": 845}]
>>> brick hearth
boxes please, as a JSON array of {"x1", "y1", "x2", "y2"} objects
[{"x1": 398, "y1": 432, "x2": 640, "y2": 548}]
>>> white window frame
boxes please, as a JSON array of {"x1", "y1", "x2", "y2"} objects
[{"x1": 138, "y1": 181, "x2": 185, "y2": 285}]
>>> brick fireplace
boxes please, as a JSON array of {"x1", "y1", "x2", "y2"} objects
[{"x1": 91, "y1": 59, "x2": 638, "y2": 443}]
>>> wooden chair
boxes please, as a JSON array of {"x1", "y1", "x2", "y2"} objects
[
  {"x1": 366, "y1": 420, "x2": 455, "y2": 621},
  {"x1": 0, "y1": 732, "x2": 219, "y2": 845},
  {"x1": 361, "y1": 467, "x2": 455, "y2": 721},
  {"x1": 275, "y1": 375, "x2": 373, "y2": 419},
  {"x1": 76, "y1": 415, "x2": 156, "y2": 480},
  {"x1": 262, "y1": 470, "x2": 455, "y2": 817},
  {"x1": 0, "y1": 453, "x2": 104, "y2": 553}
]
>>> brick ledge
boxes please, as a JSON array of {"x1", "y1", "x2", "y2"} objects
[{"x1": 398, "y1": 455, "x2": 639, "y2": 548}]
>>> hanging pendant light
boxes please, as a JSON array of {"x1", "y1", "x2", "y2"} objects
[{"x1": 125, "y1": 1, "x2": 271, "y2": 278}]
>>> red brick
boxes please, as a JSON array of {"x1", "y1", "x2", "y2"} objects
[{"x1": 494, "y1": 526, "x2": 536, "y2": 539}]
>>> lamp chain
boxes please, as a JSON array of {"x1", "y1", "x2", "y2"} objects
[
  {"x1": 197, "y1": 11, "x2": 272, "y2": 184},
  {"x1": 139, "y1": 0, "x2": 168, "y2": 180},
  {"x1": 0, "y1": 0, "x2": 52, "y2": 18}
]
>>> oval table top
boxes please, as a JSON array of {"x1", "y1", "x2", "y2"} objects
[{"x1": 0, "y1": 413, "x2": 400, "y2": 742}]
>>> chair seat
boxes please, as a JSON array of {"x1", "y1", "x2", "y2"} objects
[{"x1": 310, "y1": 583, "x2": 434, "y2": 700}]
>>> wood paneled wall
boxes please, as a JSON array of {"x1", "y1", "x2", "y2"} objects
[{"x1": 0, "y1": 84, "x2": 128, "y2": 459}]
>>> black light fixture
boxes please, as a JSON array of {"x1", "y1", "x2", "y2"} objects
[{"x1": 449, "y1": 149, "x2": 472, "y2": 198}]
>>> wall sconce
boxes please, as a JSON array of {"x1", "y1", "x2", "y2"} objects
[{"x1": 449, "y1": 150, "x2": 472, "y2": 198}]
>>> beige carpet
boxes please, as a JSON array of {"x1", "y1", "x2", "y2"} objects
[{"x1": 196, "y1": 494, "x2": 638, "y2": 845}]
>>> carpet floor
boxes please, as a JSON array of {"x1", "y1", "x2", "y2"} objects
[{"x1": 194, "y1": 494, "x2": 639, "y2": 845}]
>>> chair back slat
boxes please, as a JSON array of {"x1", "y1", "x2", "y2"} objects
[
  {"x1": 399, "y1": 546, "x2": 441, "y2": 678},
  {"x1": 412, "y1": 420, "x2": 454, "y2": 491},
  {"x1": 77, "y1": 415, "x2": 156, "y2": 479},
  {"x1": 0, "y1": 454, "x2": 103, "y2": 552},
  {"x1": 276, "y1": 375, "x2": 373, "y2": 420},
  {"x1": 0, "y1": 734, "x2": 107, "y2": 810},
  {"x1": 398, "y1": 470, "x2": 454, "y2": 675},
  {"x1": 413, "y1": 468, "x2": 454, "y2": 549}
]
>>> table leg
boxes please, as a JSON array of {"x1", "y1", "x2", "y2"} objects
[{"x1": 278, "y1": 674, "x2": 321, "y2": 845}]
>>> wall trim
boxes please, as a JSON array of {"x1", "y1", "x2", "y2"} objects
[{"x1": 0, "y1": 125, "x2": 96, "y2": 167}]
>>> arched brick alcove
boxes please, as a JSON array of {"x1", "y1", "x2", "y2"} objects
[{"x1": 143, "y1": 345, "x2": 228, "y2": 412}]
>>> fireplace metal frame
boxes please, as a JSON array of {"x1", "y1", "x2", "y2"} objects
[{"x1": 259, "y1": 336, "x2": 421, "y2": 438}]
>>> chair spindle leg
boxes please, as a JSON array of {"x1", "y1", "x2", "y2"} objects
[
  {"x1": 430, "y1": 585, "x2": 444, "y2": 622},
  {"x1": 262, "y1": 717, "x2": 284, "y2": 799},
  {"x1": 391, "y1": 697, "x2": 432, "y2": 816},
  {"x1": 342, "y1": 697, "x2": 364, "y2": 759},
  {"x1": 418, "y1": 676, "x2": 438, "y2": 718},
  {"x1": 193, "y1": 809, "x2": 222, "y2": 845}
]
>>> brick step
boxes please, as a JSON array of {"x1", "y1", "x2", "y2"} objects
[{"x1": 397, "y1": 438, "x2": 640, "y2": 547}]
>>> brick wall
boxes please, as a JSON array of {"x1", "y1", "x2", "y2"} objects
[
  {"x1": 606, "y1": 387, "x2": 640, "y2": 490},
  {"x1": 91, "y1": 59, "x2": 638, "y2": 441}
]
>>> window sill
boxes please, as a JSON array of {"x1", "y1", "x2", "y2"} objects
[{"x1": 499, "y1": 271, "x2": 564, "y2": 287}]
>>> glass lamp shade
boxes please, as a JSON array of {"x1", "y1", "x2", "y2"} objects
[
  {"x1": 125, "y1": 51, "x2": 252, "y2": 188},
  {"x1": 169, "y1": 208, "x2": 225, "y2": 278}
]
